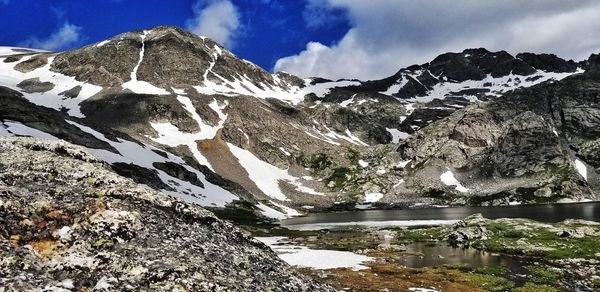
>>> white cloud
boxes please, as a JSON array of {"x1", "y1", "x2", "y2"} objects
[
  {"x1": 186, "y1": 0, "x2": 240, "y2": 48},
  {"x1": 19, "y1": 22, "x2": 83, "y2": 51},
  {"x1": 276, "y1": 0, "x2": 600, "y2": 80}
]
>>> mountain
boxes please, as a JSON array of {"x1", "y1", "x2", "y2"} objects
[
  {"x1": 0, "y1": 25, "x2": 597, "y2": 219},
  {"x1": 0, "y1": 137, "x2": 331, "y2": 291}
]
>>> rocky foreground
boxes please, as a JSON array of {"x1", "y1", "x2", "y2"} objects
[{"x1": 0, "y1": 137, "x2": 332, "y2": 291}]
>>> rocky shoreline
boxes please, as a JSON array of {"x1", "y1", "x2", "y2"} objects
[{"x1": 250, "y1": 213, "x2": 600, "y2": 291}]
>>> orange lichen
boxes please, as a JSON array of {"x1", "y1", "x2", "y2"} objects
[
  {"x1": 9, "y1": 234, "x2": 20, "y2": 245},
  {"x1": 29, "y1": 239, "x2": 59, "y2": 257}
]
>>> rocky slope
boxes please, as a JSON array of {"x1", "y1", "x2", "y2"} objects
[
  {"x1": 0, "y1": 25, "x2": 597, "y2": 217},
  {"x1": 0, "y1": 136, "x2": 331, "y2": 291}
]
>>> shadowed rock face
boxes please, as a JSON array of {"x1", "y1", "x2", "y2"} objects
[{"x1": 0, "y1": 137, "x2": 333, "y2": 291}]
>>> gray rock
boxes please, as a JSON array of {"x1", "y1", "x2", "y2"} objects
[
  {"x1": 16, "y1": 77, "x2": 55, "y2": 93},
  {"x1": 0, "y1": 137, "x2": 333, "y2": 291}
]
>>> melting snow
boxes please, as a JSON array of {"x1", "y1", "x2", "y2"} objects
[
  {"x1": 363, "y1": 192, "x2": 384, "y2": 203},
  {"x1": 0, "y1": 55, "x2": 103, "y2": 117},
  {"x1": 256, "y1": 237, "x2": 372, "y2": 270},
  {"x1": 0, "y1": 46, "x2": 48, "y2": 56},
  {"x1": 0, "y1": 121, "x2": 58, "y2": 140},
  {"x1": 340, "y1": 94, "x2": 357, "y2": 107},
  {"x1": 227, "y1": 143, "x2": 323, "y2": 200},
  {"x1": 358, "y1": 159, "x2": 369, "y2": 168},
  {"x1": 386, "y1": 128, "x2": 410, "y2": 143},
  {"x1": 96, "y1": 40, "x2": 110, "y2": 48},
  {"x1": 397, "y1": 160, "x2": 412, "y2": 168},
  {"x1": 440, "y1": 170, "x2": 469, "y2": 193},
  {"x1": 149, "y1": 96, "x2": 227, "y2": 171},
  {"x1": 121, "y1": 31, "x2": 169, "y2": 95},
  {"x1": 66, "y1": 120, "x2": 238, "y2": 207},
  {"x1": 256, "y1": 202, "x2": 298, "y2": 220},
  {"x1": 574, "y1": 159, "x2": 588, "y2": 181}
]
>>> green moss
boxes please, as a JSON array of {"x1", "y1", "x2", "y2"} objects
[
  {"x1": 297, "y1": 152, "x2": 332, "y2": 172},
  {"x1": 93, "y1": 238, "x2": 113, "y2": 248},
  {"x1": 346, "y1": 148, "x2": 360, "y2": 165},
  {"x1": 326, "y1": 167, "x2": 352, "y2": 189},
  {"x1": 525, "y1": 266, "x2": 563, "y2": 285},
  {"x1": 592, "y1": 278, "x2": 600, "y2": 289},
  {"x1": 462, "y1": 273, "x2": 515, "y2": 291},
  {"x1": 86, "y1": 177, "x2": 97, "y2": 186},
  {"x1": 392, "y1": 227, "x2": 446, "y2": 243},
  {"x1": 471, "y1": 222, "x2": 600, "y2": 260},
  {"x1": 512, "y1": 282, "x2": 559, "y2": 292},
  {"x1": 473, "y1": 266, "x2": 508, "y2": 276}
]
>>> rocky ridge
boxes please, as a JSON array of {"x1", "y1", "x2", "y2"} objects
[
  {"x1": 0, "y1": 136, "x2": 332, "y2": 291},
  {"x1": 0, "y1": 25, "x2": 598, "y2": 217}
]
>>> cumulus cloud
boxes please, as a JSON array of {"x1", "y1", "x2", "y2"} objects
[
  {"x1": 186, "y1": 0, "x2": 240, "y2": 48},
  {"x1": 19, "y1": 22, "x2": 83, "y2": 51},
  {"x1": 276, "y1": 0, "x2": 600, "y2": 80}
]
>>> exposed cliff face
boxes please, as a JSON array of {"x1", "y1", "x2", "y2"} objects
[
  {"x1": 380, "y1": 69, "x2": 600, "y2": 206},
  {"x1": 0, "y1": 137, "x2": 332, "y2": 291},
  {"x1": 0, "y1": 25, "x2": 597, "y2": 216}
]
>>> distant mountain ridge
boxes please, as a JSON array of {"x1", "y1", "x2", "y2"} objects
[{"x1": 1, "y1": 25, "x2": 598, "y2": 220}]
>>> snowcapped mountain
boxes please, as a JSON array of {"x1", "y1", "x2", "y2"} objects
[{"x1": 1, "y1": 26, "x2": 598, "y2": 219}]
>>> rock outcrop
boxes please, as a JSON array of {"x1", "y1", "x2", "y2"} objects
[{"x1": 0, "y1": 137, "x2": 332, "y2": 291}]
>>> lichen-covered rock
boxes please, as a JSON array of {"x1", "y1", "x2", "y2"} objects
[{"x1": 0, "y1": 137, "x2": 332, "y2": 291}]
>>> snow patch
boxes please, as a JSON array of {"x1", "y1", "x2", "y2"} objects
[
  {"x1": 440, "y1": 170, "x2": 468, "y2": 193},
  {"x1": 0, "y1": 55, "x2": 103, "y2": 117},
  {"x1": 256, "y1": 237, "x2": 372, "y2": 270},
  {"x1": 574, "y1": 159, "x2": 588, "y2": 181},
  {"x1": 149, "y1": 96, "x2": 227, "y2": 171},
  {"x1": 0, "y1": 121, "x2": 58, "y2": 140},
  {"x1": 358, "y1": 159, "x2": 369, "y2": 168},
  {"x1": 227, "y1": 143, "x2": 323, "y2": 200},
  {"x1": 121, "y1": 31, "x2": 169, "y2": 95},
  {"x1": 363, "y1": 192, "x2": 383, "y2": 203},
  {"x1": 386, "y1": 128, "x2": 410, "y2": 143},
  {"x1": 340, "y1": 94, "x2": 356, "y2": 107},
  {"x1": 66, "y1": 120, "x2": 238, "y2": 207}
]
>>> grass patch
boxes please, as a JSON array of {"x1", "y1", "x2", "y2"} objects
[
  {"x1": 525, "y1": 266, "x2": 563, "y2": 285},
  {"x1": 392, "y1": 227, "x2": 446, "y2": 243},
  {"x1": 512, "y1": 282, "x2": 559, "y2": 292}
]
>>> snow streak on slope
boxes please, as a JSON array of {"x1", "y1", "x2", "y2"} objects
[
  {"x1": 0, "y1": 55, "x2": 102, "y2": 117},
  {"x1": 149, "y1": 95, "x2": 227, "y2": 171},
  {"x1": 381, "y1": 69, "x2": 581, "y2": 104},
  {"x1": 194, "y1": 55, "x2": 361, "y2": 106},
  {"x1": 121, "y1": 31, "x2": 169, "y2": 95},
  {"x1": 0, "y1": 121, "x2": 59, "y2": 140},
  {"x1": 575, "y1": 159, "x2": 588, "y2": 182},
  {"x1": 227, "y1": 142, "x2": 323, "y2": 201},
  {"x1": 65, "y1": 120, "x2": 238, "y2": 207},
  {"x1": 0, "y1": 46, "x2": 49, "y2": 56},
  {"x1": 440, "y1": 170, "x2": 468, "y2": 193}
]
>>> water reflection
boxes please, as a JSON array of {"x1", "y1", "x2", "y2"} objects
[
  {"x1": 281, "y1": 202, "x2": 600, "y2": 226},
  {"x1": 399, "y1": 243, "x2": 529, "y2": 269}
]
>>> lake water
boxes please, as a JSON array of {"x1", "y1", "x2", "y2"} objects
[{"x1": 281, "y1": 202, "x2": 600, "y2": 230}]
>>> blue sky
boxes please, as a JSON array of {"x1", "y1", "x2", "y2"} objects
[
  {"x1": 2, "y1": 1, "x2": 600, "y2": 80},
  {"x1": 0, "y1": 0, "x2": 350, "y2": 73}
]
